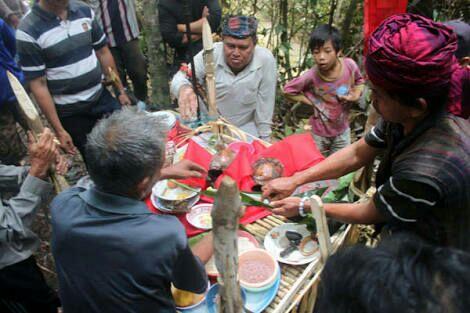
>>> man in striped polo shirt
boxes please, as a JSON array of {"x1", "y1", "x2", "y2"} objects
[{"x1": 16, "y1": 0, "x2": 131, "y2": 158}]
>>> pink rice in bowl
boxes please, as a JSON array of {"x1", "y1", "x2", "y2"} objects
[{"x1": 239, "y1": 248, "x2": 278, "y2": 291}]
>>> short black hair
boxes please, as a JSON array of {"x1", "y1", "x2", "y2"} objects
[
  {"x1": 315, "y1": 233, "x2": 470, "y2": 313},
  {"x1": 309, "y1": 24, "x2": 342, "y2": 52}
]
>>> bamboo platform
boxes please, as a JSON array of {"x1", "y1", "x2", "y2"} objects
[{"x1": 241, "y1": 215, "x2": 358, "y2": 313}]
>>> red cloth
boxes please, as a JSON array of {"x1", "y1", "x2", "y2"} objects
[
  {"x1": 364, "y1": 0, "x2": 408, "y2": 53},
  {"x1": 147, "y1": 132, "x2": 325, "y2": 237},
  {"x1": 178, "y1": 139, "x2": 212, "y2": 188},
  {"x1": 258, "y1": 133, "x2": 325, "y2": 177},
  {"x1": 366, "y1": 13, "x2": 458, "y2": 98}
]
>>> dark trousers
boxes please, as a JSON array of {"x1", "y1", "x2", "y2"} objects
[
  {"x1": 110, "y1": 39, "x2": 148, "y2": 102},
  {"x1": 60, "y1": 88, "x2": 120, "y2": 160},
  {"x1": 0, "y1": 256, "x2": 60, "y2": 313}
]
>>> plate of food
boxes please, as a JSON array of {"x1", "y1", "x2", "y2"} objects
[
  {"x1": 152, "y1": 180, "x2": 200, "y2": 214},
  {"x1": 264, "y1": 223, "x2": 319, "y2": 265},
  {"x1": 186, "y1": 204, "x2": 213, "y2": 230}
]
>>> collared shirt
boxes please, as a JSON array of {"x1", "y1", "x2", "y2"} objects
[
  {"x1": 283, "y1": 57, "x2": 365, "y2": 137},
  {"x1": 0, "y1": 164, "x2": 52, "y2": 269},
  {"x1": 51, "y1": 187, "x2": 208, "y2": 313},
  {"x1": 90, "y1": 0, "x2": 139, "y2": 47},
  {"x1": 171, "y1": 42, "x2": 277, "y2": 140},
  {"x1": 365, "y1": 113, "x2": 470, "y2": 251},
  {"x1": 0, "y1": 18, "x2": 23, "y2": 106},
  {"x1": 16, "y1": 1, "x2": 107, "y2": 108}
]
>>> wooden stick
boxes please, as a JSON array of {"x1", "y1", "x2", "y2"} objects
[
  {"x1": 212, "y1": 176, "x2": 243, "y2": 313},
  {"x1": 202, "y1": 19, "x2": 217, "y2": 118},
  {"x1": 310, "y1": 195, "x2": 332, "y2": 264},
  {"x1": 6, "y1": 71, "x2": 69, "y2": 193}
]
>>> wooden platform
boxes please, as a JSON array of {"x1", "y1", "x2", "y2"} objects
[{"x1": 242, "y1": 215, "x2": 357, "y2": 313}]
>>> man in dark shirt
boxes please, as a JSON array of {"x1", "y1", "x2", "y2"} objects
[
  {"x1": 262, "y1": 14, "x2": 470, "y2": 251},
  {"x1": 51, "y1": 108, "x2": 212, "y2": 312},
  {"x1": 158, "y1": 0, "x2": 221, "y2": 73}
]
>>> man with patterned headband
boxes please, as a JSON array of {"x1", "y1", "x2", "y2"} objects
[
  {"x1": 262, "y1": 14, "x2": 470, "y2": 252},
  {"x1": 171, "y1": 15, "x2": 277, "y2": 141}
]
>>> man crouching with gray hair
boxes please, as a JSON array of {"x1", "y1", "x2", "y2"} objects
[{"x1": 50, "y1": 108, "x2": 213, "y2": 313}]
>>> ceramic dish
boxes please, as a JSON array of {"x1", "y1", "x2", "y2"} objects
[
  {"x1": 205, "y1": 231, "x2": 259, "y2": 278},
  {"x1": 152, "y1": 180, "x2": 200, "y2": 213},
  {"x1": 186, "y1": 204, "x2": 213, "y2": 230},
  {"x1": 151, "y1": 194, "x2": 200, "y2": 215},
  {"x1": 239, "y1": 248, "x2": 279, "y2": 292},
  {"x1": 206, "y1": 284, "x2": 247, "y2": 313},
  {"x1": 264, "y1": 223, "x2": 319, "y2": 265},
  {"x1": 173, "y1": 282, "x2": 210, "y2": 311},
  {"x1": 243, "y1": 265, "x2": 281, "y2": 313}
]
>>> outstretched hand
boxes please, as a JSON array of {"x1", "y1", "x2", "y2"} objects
[
  {"x1": 262, "y1": 176, "x2": 298, "y2": 201},
  {"x1": 269, "y1": 197, "x2": 303, "y2": 218},
  {"x1": 161, "y1": 159, "x2": 207, "y2": 180}
]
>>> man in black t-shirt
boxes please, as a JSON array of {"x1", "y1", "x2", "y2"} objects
[
  {"x1": 158, "y1": 0, "x2": 221, "y2": 74},
  {"x1": 262, "y1": 14, "x2": 470, "y2": 252}
]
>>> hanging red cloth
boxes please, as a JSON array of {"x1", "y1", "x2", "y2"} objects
[{"x1": 364, "y1": 0, "x2": 408, "y2": 53}]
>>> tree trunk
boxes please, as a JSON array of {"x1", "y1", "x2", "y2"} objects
[
  {"x1": 212, "y1": 176, "x2": 244, "y2": 313},
  {"x1": 341, "y1": 0, "x2": 360, "y2": 49},
  {"x1": 279, "y1": 0, "x2": 292, "y2": 80},
  {"x1": 142, "y1": 0, "x2": 171, "y2": 110}
]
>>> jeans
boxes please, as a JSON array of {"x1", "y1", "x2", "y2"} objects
[
  {"x1": 60, "y1": 88, "x2": 120, "y2": 161},
  {"x1": 110, "y1": 39, "x2": 148, "y2": 102}
]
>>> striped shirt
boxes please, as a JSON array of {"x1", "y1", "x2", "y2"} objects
[
  {"x1": 365, "y1": 114, "x2": 470, "y2": 251},
  {"x1": 16, "y1": 1, "x2": 107, "y2": 108},
  {"x1": 90, "y1": 0, "x2": 139, "y2": 47}
]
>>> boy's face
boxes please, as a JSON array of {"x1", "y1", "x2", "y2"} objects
[{"x1": 312, "y1": 40, "x2": 338, "y2": 73}]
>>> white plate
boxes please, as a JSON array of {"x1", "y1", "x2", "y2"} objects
[
  {"x1": 186, "y1": 204, "x2": 213, "y2": 229},
  {"x1": 263, "y1": 223, "x2": 319, "y2": 265},
  {"x1": 150, "y1": 194, "x2": 200, "y2": 214},
  {"x1": 152, "y1": 180, "x2": 199, "y2": 201}
]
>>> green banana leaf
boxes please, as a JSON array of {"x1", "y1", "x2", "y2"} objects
[{"x1": 202, "y1": 187, "x2": 273, "y2": 208}]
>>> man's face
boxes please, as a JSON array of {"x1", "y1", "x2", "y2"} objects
[
  {"x1": 312, "y1": 40, "x2": 339, "y2": 74},
  {"x1": 370, "y1": 85, "x2": 409, "y2": 123},
  {"x1": 223, "y1": 36, "x2": 256, "y2": 74}
]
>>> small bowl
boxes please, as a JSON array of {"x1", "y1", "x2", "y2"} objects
[
  {"x1": 205, "y1": 231, "x2": 259, "y2": 278},
  {"x1": 172, "y1": 282, "x2": 209, "y2": 310},
  {"x1": 239, "y1": 249, "x2": 279, "y2": 292},
  {"x1": 152, "y1": 180, "x2": 200, "y2": 213},
  {"x1": 186, "y1": 204, "x2": 213, "y2": 230}
]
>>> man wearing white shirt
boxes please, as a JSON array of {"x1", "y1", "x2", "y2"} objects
[{"x1": 171, "y1": 15, "x2": 277, "y2": 141}]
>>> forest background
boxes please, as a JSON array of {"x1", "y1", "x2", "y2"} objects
[{"x1": 138, "y1": 0, "x2": 469, "y2": 138}]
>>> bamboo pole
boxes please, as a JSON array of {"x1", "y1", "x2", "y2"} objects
[
  {"x1": 202, "y1": 19, "x2": 217, "y2": 118},
  {"x1": 6, "y1": 71, "x2": 69, "y2": 193},
  {"x1": 310, "y1": 195, "x2": 332, "y2": 264},
  {"x1": 212, "y1": 176, "x2": 243, "y2": 313}
]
